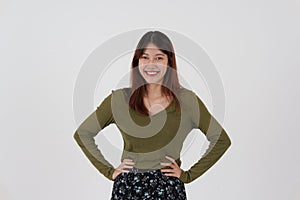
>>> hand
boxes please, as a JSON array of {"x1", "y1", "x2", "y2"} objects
[
  {"x1": 160, "y1": 155, "x2": 182, "y2": 178},
  {"x1": 112, "y1": 158, "x2": 135, "y2": 180}
]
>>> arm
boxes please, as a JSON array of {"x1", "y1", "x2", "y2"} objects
[
  {"x1": 73, "y1": 92, "x2": 116, "y2": 181},
  {"x1": 179, "y1": 93, "x2": 231, "y2": 184}
]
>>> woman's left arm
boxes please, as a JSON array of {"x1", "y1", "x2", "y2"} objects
[{"x1": 179, "y1": 93, "x2": 232, "y2": 184}]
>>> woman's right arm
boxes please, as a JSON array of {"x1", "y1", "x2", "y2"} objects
[{"x1": 73, "y1": 92, "x2": 116, "y2": 181}]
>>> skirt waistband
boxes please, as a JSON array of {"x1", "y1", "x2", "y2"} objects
[{"x1": 127, "y1": 167, "x2": 160, "y2": 173}]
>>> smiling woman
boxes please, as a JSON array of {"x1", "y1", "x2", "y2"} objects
[
  {"x1": 129, "y1": 31, "x2": 182, "y2": 117},
  {"x1": 73, "y1": 30, "x2": 231, "y2": 200},
  {"x1": 137, "y1": 43, "x2": 173, "y2": 116}
]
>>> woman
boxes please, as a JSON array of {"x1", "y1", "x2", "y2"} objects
[{"x1": 73, "y1": 31, "x2": 231, "y2": 199}]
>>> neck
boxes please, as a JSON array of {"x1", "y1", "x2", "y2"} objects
[{"x1": 146, "y1": 83, "x2": 162, "y2": 98}]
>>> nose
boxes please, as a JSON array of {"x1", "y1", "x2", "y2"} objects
[
  {"x1": 146, "y1": 58, "x2": 159, "y2": 64},
  {"x1": 145, "y1": 64, "x2": 159, "y2": 70}
]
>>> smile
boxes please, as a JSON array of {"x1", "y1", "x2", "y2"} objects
[{"x1": 144, "y1": 71, "x2": 160, "y2": 75}]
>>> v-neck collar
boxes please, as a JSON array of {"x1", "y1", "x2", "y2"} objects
[{"x1": 121, "y1": 87, "x2": 175, "y2": 117}]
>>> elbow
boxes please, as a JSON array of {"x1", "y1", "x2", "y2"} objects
[
  {"x1": 73, "y1": 131, "x2": 80, "y2": 142},
  {"x1": 224, "y1": 133, "x2": 232, "y2": 149},
  {"x1": 220, "y1": 129, "x2": 231, "y2": 150},
  {"x1": 226, "y1": 138, "x2": 231, "y2": 149}
]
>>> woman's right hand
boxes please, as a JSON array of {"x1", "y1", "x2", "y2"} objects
[{"x1": 112, "y1": 159, "x2": 135, "y2": 180}]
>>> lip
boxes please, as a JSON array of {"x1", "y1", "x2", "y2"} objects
[
  {"x1": 144, "y1": 69, "x2": 160, "y2": 71},
  {"x1": 144, "y1": 70, "x2": 160, "y2": 76}
]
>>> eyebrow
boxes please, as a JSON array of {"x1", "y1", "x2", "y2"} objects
[{"x1": 142, "y1": 53, "x2": 166, "y2": 56}]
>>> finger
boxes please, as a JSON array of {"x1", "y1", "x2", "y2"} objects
[
  {"x1": 120, "y1": 161, "x2": 135, "y2": 168},
  {"x1": 162, "y1": 173, "x2": 177, "y2": 177},
  {"x1": 120, "y1": 163, "x2": 136, "y2": 171},
  {"x1": 165, "y1": 156, "x2": 176, "y2": 163},
  {"x1": 123, "y1": 162, "x2": 135, "y2": 166},
  {"x1": 160, "y1": 162, "x2": 172, "y2": 167},
  {"x1": 166, "y1": 156, "x2": 179, "y2": 166},
  {"x1": 121, "y1": 169, "x2": 130, "y2": 173},
  {"x1": 123, "y1": 159, "x2": 134, "y2": 162},
  {"x1": 123, "y1": 158, "x2": 133, "y2": 162},
  {"x1": 122, "y1": 165, "x2": 134, "y2": 169},
  {"x1": 123, "y1": 160, "x2": 135, "y2": 165},
  {"x1": 160, "y1": 169, "x2": 173, "y2": 173}
]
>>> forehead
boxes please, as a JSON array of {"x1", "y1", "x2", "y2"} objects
[{"x1": 142, "y1": 43, "x2": 166, "y2": 56}]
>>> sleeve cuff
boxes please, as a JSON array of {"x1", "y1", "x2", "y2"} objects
[{"x1": 179, "y1": 169, "x2": 189, "y2": 183}]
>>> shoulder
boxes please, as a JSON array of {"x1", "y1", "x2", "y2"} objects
[
  {"x1": 178, "y1": 87, "x2": 194, "y2": 95},
  {"x1": 97, "y1": 87, "x2": 128, "y2": 106},
  {"x1": 110, "y1": 87, "x2": 130, "y2": 100},
  {"x1": 110, "y1": 87, "x2": 201, "y2": 103},
  {"x1": 177, "y1": 87, "x2": 199, "y2": 101},
  {"x1": 111, "y1": 87, "x2": 130, "y2": 94},
  {"x1": 108, "y1": 87, "x2": 132, "y2": 106},
  {"x1": 177, "y1": 87, "x2": 208, "y2": 114}
]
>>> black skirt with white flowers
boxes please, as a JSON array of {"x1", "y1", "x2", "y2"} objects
[{"x1": 110, "y1": 168, "x2": 187, "y2": 200}]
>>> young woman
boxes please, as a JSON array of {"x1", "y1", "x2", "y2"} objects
[{"x1": 73, "y1": 31, "x2": 231, "y2": 199}]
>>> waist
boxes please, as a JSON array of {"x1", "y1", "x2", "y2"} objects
[{"x1": 127, "y1": 167, "x2": 161, "y2": 173}]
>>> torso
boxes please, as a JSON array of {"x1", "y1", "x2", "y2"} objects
[{"x1": 143, "y1": 95, "x2": 174, "y2": 116}]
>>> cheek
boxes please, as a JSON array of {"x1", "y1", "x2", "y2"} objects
[
  {"x1": 160, "y1": 66, "x2": 168, "y2": 74},
  {"x1": 138, "y1": 61, "x2": 144, "y2": 71},
  {"x1": 162, "y1": 61, "x2": 168, "y2": 69},
  {"x1": 138, "y1": 66, "x2": 143, "y2": 73},
  {"x1": 138, "y1": 65, "x2": 146, "y2": 76},
  {"x1": 138, "y1": 59, "x2": 146, "y2": 66}
]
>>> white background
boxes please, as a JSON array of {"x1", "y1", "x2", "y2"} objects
[{"x1": 1, "y1": 0, "x2": 299, "y2": 199}]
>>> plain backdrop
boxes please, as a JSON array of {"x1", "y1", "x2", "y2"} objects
[{"x1": 0, "y1": 0, "x2": 299, "y2": 200}]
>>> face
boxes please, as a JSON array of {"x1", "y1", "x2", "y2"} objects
[{"x1": 138, "y1": 43, "x2": 169, "y2": 85}]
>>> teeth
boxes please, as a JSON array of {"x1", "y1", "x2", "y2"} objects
[{"x1": 146, "y1": 71, "x2": 159, "y2": 75}]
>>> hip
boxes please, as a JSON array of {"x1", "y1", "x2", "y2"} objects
[{"x1": 111, "y1": 167, "x2": 187, "y2": 199}]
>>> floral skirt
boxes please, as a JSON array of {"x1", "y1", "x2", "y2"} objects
[{"x1": 110, "y1": 168, "x2": 187, "y2": 200}]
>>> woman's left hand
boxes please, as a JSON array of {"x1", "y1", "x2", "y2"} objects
[{"x1": 160, "y1": 155, "x2": 182, "y2": 178}]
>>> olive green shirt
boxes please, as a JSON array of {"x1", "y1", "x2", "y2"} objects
[{"x1": 73, "y1": 87, "x2": 231, "y2": 184}]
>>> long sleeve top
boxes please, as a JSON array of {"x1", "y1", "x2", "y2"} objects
[{"x1": 73, "y1": 87, "x2": 231, "y2": 184}]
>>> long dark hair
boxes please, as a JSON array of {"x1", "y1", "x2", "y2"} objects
[{"x1": 128, "y1": 31, "x2": 183, "y2": 116}]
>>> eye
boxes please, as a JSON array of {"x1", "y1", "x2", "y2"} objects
[
  {"x1": 140, "y1": 56, "x2": 148, "y2": 59},
  {"x1": 156, "y1": 57, "x2": 164, "y2": 60}
]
